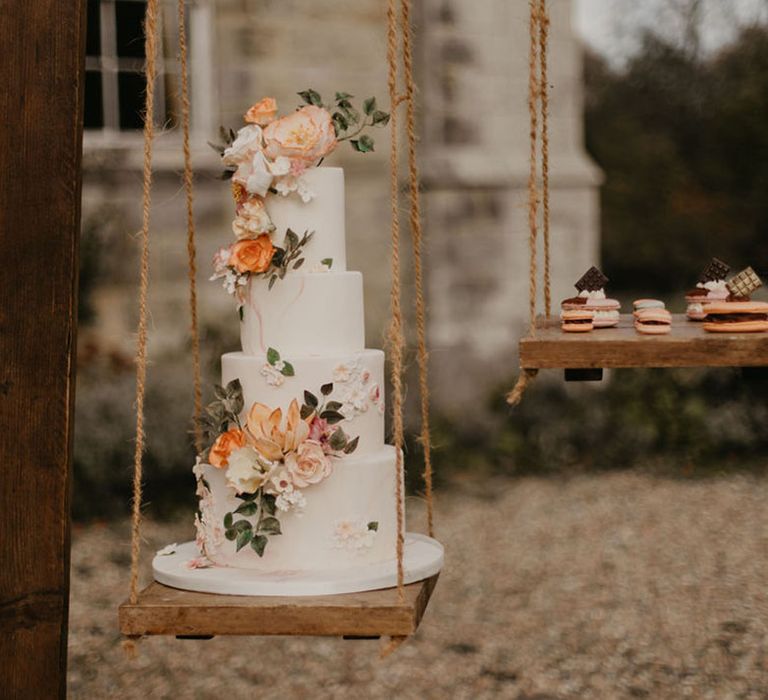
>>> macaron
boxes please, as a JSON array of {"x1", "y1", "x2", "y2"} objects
[
  {"x1": 561, "y1": 309, "x2": 594, "y2": 333},
  {"x1": 685, "y1": 287, "x2": 729, "y2": 321},
  {"x1": 702, "y1": 301, "x2": 768, "y2": 333},
  {"x1": 561, "y1": 297, "x2": 621, "y2": 328},
  {"x1": 633, "y1": 299, "x2": 665, "y2": 317},
  {"x1": 634, "y1": 308, "x2": 672, "y2": 335}
]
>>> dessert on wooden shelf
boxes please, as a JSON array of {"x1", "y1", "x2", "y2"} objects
[
  {"x1": 560, "y1": 266, "x2": 621, "y2": 330},
  {"x1": 633, "y1": 299, "x2": 666, "y2": 317},
  {"x1": 561, "y1": 309, "x2": 595, "y2": 333},
  {"x1": 685, "y1": 257, "x2": 730, "y2": 321},
  {"x1": 634, "y1": 307, "x2": 672, "y2": 335},
  {"x1": 703, "y1": 267, "x2": 768, "y2": 333}
]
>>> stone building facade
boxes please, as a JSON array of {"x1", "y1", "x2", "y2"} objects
[{"x1": 80, "y1": 0, "x2": 599, "y2": 415}]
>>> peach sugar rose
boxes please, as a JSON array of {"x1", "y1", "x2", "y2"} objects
[
  {"x1": 263, "y1": 105, "x2": 337, "y2": 164},
  {"x1": 208, "y1": 428, "x2": 246, "y2": 469},
  {"x1": 244, "y1": 97, "x2": 278, "y2": 126},
  {"x1": 285, "y1": 440, "x2": 333, "y2": 488},
  {"x1": 229, "y1": 234, "x2": 276, "y2": 274}
]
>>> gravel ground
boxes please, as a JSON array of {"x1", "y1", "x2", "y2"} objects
[{"x1": 68, "y1": 472, "x2": 768, "y2": 699}]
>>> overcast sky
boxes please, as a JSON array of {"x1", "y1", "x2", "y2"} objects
[{"x1": 575, "y1": 0, "x2": 768, "y2": 61}]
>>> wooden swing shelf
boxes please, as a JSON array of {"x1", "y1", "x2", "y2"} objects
[
  {"x1": 119, "y1": 576, "x2": 438, "y2": 639},
  {"x1": 520, "y1": 314, "x2": 768, "y2": 371}
]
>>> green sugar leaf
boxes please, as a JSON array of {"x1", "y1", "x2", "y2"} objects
[
  {"x1": 261, "y1": 493, "x2": 277, "y2": 516},
  {"x1": 235, "y1": 529, "x2": 253, "y2": 552},
  {"x1": 357, "y1": 134, "x2": 375, "y2": 152},
  {"x1": 251, "y1": 534, "x2": 268, "y2": 557},
  {"x1": 372, "y1": 110, "x2": 390, "y2": 126},
  {"x1": 320, "y1": 410, "x2": 345, "y2": 425},
  {"x1": 329, "y1": 427, "x2": 348, "y2": 451},
  {"x1": 257, "y1": 517, "x2": 282, "y2": 535},
  {"x1": 234, "y1": 501, "x2": 258, "y2": 517},
  {"x1": 343, "y1": 436, "x2": 360, "y2": 454}
]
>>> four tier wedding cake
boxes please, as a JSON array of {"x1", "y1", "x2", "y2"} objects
[{"x1": 190, "y1": 93, "x2": 403, "y2": 574}]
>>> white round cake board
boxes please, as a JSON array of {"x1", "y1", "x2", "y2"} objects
[{"x1": 152, "y1": 533, "x2": 444, "y2": 596}]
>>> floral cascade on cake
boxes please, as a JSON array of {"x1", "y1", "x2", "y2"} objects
[{"x1": 186, "y1": 91, "x2": 407, "y2": 574}]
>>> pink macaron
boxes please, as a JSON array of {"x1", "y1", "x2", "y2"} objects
[
  {"x1": 634, "y1": 308, "x2": 672, "y2": 335},
  {"x1": 562, "y1": 297, "x2": 621, "y2": 328},
  {"x1": 685, "y1": 287, "x2": 729, "y2": 321}
]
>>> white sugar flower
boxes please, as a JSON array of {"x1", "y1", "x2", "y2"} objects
[
  {"x1": 273, "y1": 173, "x2": 316, "y2": 202},
  {"x1": 268, "y1": 469, "x2": 294, "y2": 494},
  {"x1": 222, "y1": 125, "x2": 263, "y2": 166},
  {"x1": 192, "y1": 455, "x2": 206, "y2": 479},
  {"x1": 233, "y1": 150, "x2": 274, "y2": 197},
  {"x1": 260, "y1": 363, "x2": 285, "y2": 387},
  {"x1": 269, "y1": 156, "x2": 291, "y2": 176},
  {"x1": 331, "y1": 518, "x2": 377, "y2": 552},
  {"x1": 211, "y1": 246, "x2": 232, "y2": 277},
  {"x1": 346, "y1": 386, "x2": 369, "y2": 413},
  {"x1": 222, "y1": 269, "x2": 241, "y2": 295},
  {"x1": 276, "y1": 488, "x2": 306, "y2": 513},
  {"x1": 225, "y1": 446, "x2": 274, "y2": 494},
  {"x1": 332, "y1": 363, "x2": 355, "y2": 383}
]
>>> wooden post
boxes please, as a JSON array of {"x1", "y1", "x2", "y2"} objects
[{"x1": 0, "y1": 1, "x2": 86, "y2": 697}]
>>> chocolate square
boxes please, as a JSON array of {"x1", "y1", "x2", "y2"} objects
[
  {"x1": 698, "y1": 257, "x2": 730, "y2": 284},
  {"x1": 575, "y1": 266, "x2": 609, "y2": 292},
  {"x1": 727, "y1": 267, "x2": 763, "y2": 298}
]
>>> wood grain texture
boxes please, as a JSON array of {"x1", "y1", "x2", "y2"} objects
[
  {"x1": 0, "y1": 0, "x2": 86, "y2": 696},
  {"x1": 520, "y1": 315, "x2": 768, "y2": 369},
  {"x1": 119, "y1": 576, "x2": 439, "y2": 638}
]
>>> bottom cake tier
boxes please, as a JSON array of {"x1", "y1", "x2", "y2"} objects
[{"x1": 194, "y1": 445, "x2": 401, "y2": 572}]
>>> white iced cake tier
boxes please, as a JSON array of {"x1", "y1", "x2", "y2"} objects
[
  {"x1": 222, "y1": 350, "x2": 386, "y2": 454},
  {"x1": 197, "y1": 447, "x2": 399, "y2": 572},
  {"x1": 240, "y1": 271, "x2": 365, "y2": 356},
  {"x1": 265, "y1": 167, "x2": 347, "y2": 271}
]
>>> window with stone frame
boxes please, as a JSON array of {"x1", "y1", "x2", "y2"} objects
[{"x1": 84, "y1": 0, "x2": 214, "y2": 141}]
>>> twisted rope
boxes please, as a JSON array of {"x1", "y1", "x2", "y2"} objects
[
  {"x1": 128, "y1": 0, "x2": 159, "y2": 608},
  {"x1": 526, "y1": 0, "x2": 540, "y2": 336},
  {"x1": 399, "y1": 0, "x2": 434, "y2": 539},
  {"x1": 177, "y1": 0, "x2": 203, "y2": 453},
  {"x1": 506, "y1": 0, "x2": 551, "y2": 406},
  {"x1": 386, "y1": 0, "x2": 406, "y2": 601},
  {"x1": 538, "y1": 0, "x2": 551, "y2": 319}
]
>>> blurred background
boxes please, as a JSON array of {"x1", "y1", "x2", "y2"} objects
[
  {"x1": 76, "y1": 0, "x2": 768, "y2": 519},
  {"x1": 70, "y1": 1, "x2": 768, "y2": 696}
]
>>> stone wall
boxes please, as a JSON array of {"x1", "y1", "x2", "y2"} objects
[{"x1": 418, "y1": 0, "x2": 601, "y2": 414}]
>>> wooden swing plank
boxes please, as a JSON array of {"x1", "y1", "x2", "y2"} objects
[
  {"x1": 119, "y1": 575, "x2": 438, "y2": 638},
  {"x1": 520, "y1": 314, "x2": 768, "y2": 370}
]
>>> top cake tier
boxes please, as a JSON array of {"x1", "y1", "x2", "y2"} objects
[{"x1": 265, "y1": 167, "x2": 347, "y2": 272}]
